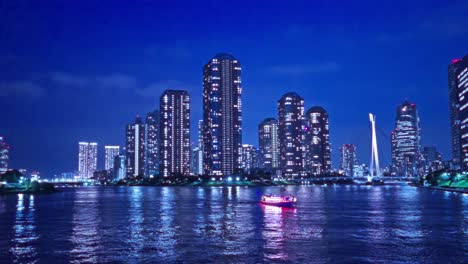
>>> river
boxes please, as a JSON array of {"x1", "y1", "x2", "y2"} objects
[{"x1": 0, "y1": 185, "x2": 466, "y2": 263}]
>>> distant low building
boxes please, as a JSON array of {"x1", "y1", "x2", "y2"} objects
[
  {"x1": 93, "y1": 170, "x2": 112, "y2": 182},
  {"x1": 353, "y1": 164, "x2": 367, "y2": 177},
  {"x1": 422, "y1": 146, "x2": 444, "y2": 173}
]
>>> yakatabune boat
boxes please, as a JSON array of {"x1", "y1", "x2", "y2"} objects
[{"x1": 260, "y1": 195, "x2": 297, "y2": 207}]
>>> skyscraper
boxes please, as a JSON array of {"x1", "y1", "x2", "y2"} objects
[
  {"x1": 0, "y1": 136, "x2": 9, "y2": 173},
  {"x1": 125, "y1": 116, "x2": 146, "y2": 177},
  {"x1": 104, "y1": 145, "x2": 120, "y2": 170},
  {"x1": 449, "y1": 58, "x2": 463, "y2": 168},
  {"x1": 391, "y1": 101, "x2": 421, "y2": 176},
  {"x1": 197, "y1": 120, "x2": 203, "y2": 175},
  {"x1": 278, "y1": 92, "x2": 304, "y2": 178},
  {"x1": 304, "y1": 106, "x2": 331, "y2": 175},
  {"x1": 191, "y1": 120, "x2": 204, "y2": 175},
  {"x1": 113, "y1": 155, "x2": 126, "y2": 180},
  {"x1": 145, "y1": 110, "x2": 160, "y2": 176},
  {"x1": 160, "y1": 90, "x2": 191, "y2": 177},
  {"x1": 78, "y1": 142, "x2": 98, "y2": 179},
  {"x1": 240, "y1": 144, "x2": 257, "y2": 174},
  {"x1": 456, "y1": 55, "x2": 468, "y2": 171},
  {"x1": 341, "y1": 144, "x2": 357, "y2": 176},
  {"x1": 203, "y1": 53, "x2": 242, "y2": 176},
  {"x1": 258, "y1": 118, "x2": 279, "y2": 173}
]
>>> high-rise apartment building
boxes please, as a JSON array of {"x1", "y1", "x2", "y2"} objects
[
  {"x1": 278, "y1": 92, "x2": 304, "y2": 178},
  {"x1": 104, "y1": 145, "x2": 120, "y2": 170},
  {"x1": 160, "y1": 90, "x2": 191, "y2": 177},
  {"x1": 203, "y1": 53, "x2": 242, "y2": 176},
  {"x1": 145, "y1": 110, "x2": 160, "y2": 176},
  {"x1": 191, "y1": 120, "x2": 204, "y2": 175},
  {"x1": 113, "y1": 155, "x2": 126, "y2": 180},
  {"x1": 304, "y1": 106, "x2": 331, "y2": 175},
  {"x1": 240, "y1": 144, "x2": 258, "y2": 174},
  {"x1": 258, "y1": 118, "x2": 279, "y2": 172},
  {"x1": 0, "y1": 136, "x2": 9, "y2": 173},
  {"x1": 456, "y1": 56, "x2": 468, "y2": 171},
  {"x1": 341, "y1": 144, "x2": 357, "y2": 176},
  {"x1": 125, "y1": 116, "x2": 146, "y2": 177},
  {"x1": 449, "y1": 58, "x2": 463, "y2": 168},
  {"x1": 78, "y1": 142, "x2": 98, "y2": 179},
  {"x1": 391, "y1": 101, "x2": 422, "y2": 176}
]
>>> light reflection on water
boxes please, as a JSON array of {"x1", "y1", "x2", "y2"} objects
[
  {"x1": 128, "y1": 187, "x2": 144, "y2": 258},
  {"x1": 70, "y1": 188, "x2": 100, "y2": 263},
  {"x1": 156, "y1": 187, "x2": 176, "y2": 260},
  {"x1": 262, "y1": 205, "x2": 294, "y2": 261},
  {"x1": 10, "y1": 194, "x2": 38, "y2": 264},
  {"x1": 0, "y1": 185, "x2": 467, "y2": 263}
]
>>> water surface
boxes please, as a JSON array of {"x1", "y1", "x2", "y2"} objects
[{"x1": 0, "y1": 185, "x2": 466, "y2": 263}]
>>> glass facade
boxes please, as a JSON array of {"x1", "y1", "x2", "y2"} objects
[
  {"x1": 113, "y1": 154, "x2": 126, "y2": 180},
  {"x1": 391, "y1": 101, "x2": 422, "y2": 176}
]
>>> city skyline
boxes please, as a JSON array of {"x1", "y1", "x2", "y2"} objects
[{"x1": 2, "y1": 1, "x2": 468, "y2": 176}]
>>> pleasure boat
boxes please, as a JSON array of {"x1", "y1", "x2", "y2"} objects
[{"x1": 260, "y1": 195, "x2": 297, "y2": 207}]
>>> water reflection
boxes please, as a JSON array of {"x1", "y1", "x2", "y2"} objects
[
  {"x1": 367, "y1": 186, "x2": 386, "y2": 242},
  {"x1": 70, "y1": 188, "x2": 100, "y2": 263},
  {"x1": 155, "y1": 187, "x2": 176, "y2": 260},
  {"x1": 10, "y1": 194, "x2": 38, "y2": 264},
  {"x1": 1, "y1": 185, "x2": 466, "y2": 263},
  {"x1": 261, "y1": 204, "x2": 296, "y2": 261},
  {"x1": 128, "y1": 187, "x2": 144, "y2": 257}
]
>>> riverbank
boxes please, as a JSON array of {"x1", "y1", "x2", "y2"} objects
[
  {"x1": 416, "y1": 185, "x2": 468, "y2": 194},
  {"x1": 109, "y1": 177, "x2": 357, "y2": 187},
  {"x1": 119, "y1": 179, "x2": 301, "y2": 187},
  {"x1": 0, "y1": 182, "x2": 58, "y2": 195}
]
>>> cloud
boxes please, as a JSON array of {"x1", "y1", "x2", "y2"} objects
[
  {"x1": 145, "y1": 44, "x2": 192, "y2": 59},
  {"x1": 51, "y1": 72, "x2": 137, "y2": 90},
  {"x1": 96, "y1": 74, "x2": 137, "y2": 89},
  {"x1": 51, "y1": 72, "x2": 92, "y2": 87},
  {"x1": 376, "y1": 2, "x2": 468, "y2": 42},
  {"x1": 136, "y1": 80, "x2": 186, "y2": 98},
  {"x1": 268, "y1": 62, "x2": 343, "y2": 76},
  {"x1": 0, "y1": 81, "x2": 45, "y2": 99}
]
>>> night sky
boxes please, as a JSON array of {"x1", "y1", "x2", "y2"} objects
[{"x1": 1, "y1": 0, "x2": 467, "y2": 176}]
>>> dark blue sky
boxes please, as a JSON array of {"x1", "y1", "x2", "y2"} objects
[{"x1": 1, "y1": 0, "x2": 467, "y2": 176}]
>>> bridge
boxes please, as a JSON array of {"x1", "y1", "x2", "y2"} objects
[{"x1": 299, "y1": 176, "x2": 415, "y2": 184}]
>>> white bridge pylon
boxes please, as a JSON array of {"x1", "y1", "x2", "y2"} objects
[{"x1": 369, "y1": 113, "x2": 381, "y2": 180}]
